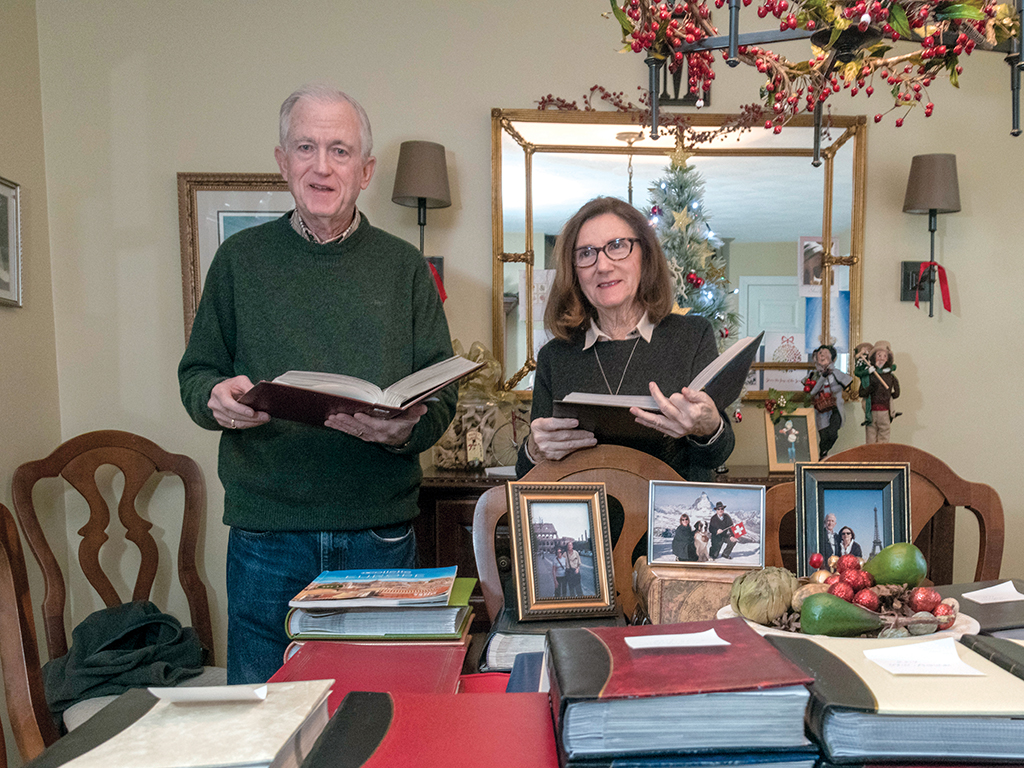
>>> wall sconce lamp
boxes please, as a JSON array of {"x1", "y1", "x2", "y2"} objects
[
  {"x1": 391, "y1": 140, "x2": 451, "y2": 256},
  {"x1": 902, "y1": 154, "x2": 961, "y2": 318}
]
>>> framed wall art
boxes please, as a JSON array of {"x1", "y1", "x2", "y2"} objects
[
  {"x1": 507, "y1": 481, "x2": 617, "y2": 621},
  {"x1": 648, "y1": 480, "x2": 765, "y2": 568},
  {"x1": 177, "y1": 172, "x2": 293, "y2": 340},
  {"x1": 765, "y1": 407, "x2": 819, "y2": 472},
  {"x1": 0, "y1": 176, "x2": 22, "y2": 307},
  {"x1": 795, "y1": 462, "x2": 912, "y2": 576}
]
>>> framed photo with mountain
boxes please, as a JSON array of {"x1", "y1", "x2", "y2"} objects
[
  {"x1": 794, "y1": 462, "x2": 912, "y2": 577},
  {"x1": 648, "y1": 481, "x2": 766, "y2": 568}
]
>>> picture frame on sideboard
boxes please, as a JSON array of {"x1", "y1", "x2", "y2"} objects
[{"x1": 765, "y1": 407, "x2": 819, "y2": 472}]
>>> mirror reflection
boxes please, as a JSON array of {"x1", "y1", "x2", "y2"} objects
[{"x1": 492, "y1": 109, "x2": 865, "y2": 396}]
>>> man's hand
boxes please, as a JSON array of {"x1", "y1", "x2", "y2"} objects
[
  {"x1": 527, "y1": 416, "x2": 597, "y2": 462},
  {"x1": 631, "y1": 383, "x2": 721, "y2": 439},
  {"x1": 325, "y1": 403, "x2": 428, "y2": 447},
  {"x1": 208, "y1": 376, "x2": 270, "y2": 430}
]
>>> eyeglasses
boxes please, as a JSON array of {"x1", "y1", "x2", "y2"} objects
[
  {"x1": 841, "y1": 531, "x2": 853, "y2": 537},
  {"x1": 573, "y1": 237, "x2": 640, "y2": 268}
]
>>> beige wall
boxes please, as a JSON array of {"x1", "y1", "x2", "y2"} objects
[
  {"x1": 0, "y1": 2, "x2": 61, "y2": 764},
  {"x1": 0, "y1": 3, "x2": 1019, "y2": 760}
]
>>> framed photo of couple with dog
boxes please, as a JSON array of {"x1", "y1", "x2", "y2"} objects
[{"x1": 647, "y1": 481, "x2": 766, "y2": 568}]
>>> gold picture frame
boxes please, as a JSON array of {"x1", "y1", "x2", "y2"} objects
[
  {"x1": 507, "y1": 482, "x2": 617, "y2": 621},
  {"x1": 176, "y1": 172, "x2": 292, "y2": 341},
  {"x1": 765, "y1": 407, "x2": 819, "y2": 472}
]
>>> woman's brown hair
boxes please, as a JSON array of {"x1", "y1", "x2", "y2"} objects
[{"x1": 543, "y1": 197, "x2": 674, "y2": 341}]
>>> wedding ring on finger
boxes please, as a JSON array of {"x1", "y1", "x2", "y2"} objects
[{"x1": 231, "y1": 419, "x2": 236, "y2": 429}]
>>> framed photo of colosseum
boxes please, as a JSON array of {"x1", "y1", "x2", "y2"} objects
[{"x1": 507, "y1": 481, "x2": 616, "y2": 621}]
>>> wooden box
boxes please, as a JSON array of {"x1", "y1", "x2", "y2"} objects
[{"x1": 632, "y1": 556, "x2": 747, "y2": 624}]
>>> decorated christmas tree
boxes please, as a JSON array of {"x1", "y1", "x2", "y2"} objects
[{"x1": 646, "y1": 141, "x2": 738, "y2": 348}]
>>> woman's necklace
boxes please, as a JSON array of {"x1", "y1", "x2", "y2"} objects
[{"x1": 594, "y1": 337, "x2": 642, "y2": 396}]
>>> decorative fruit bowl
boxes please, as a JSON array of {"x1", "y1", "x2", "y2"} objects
[
  {"x1": 722, "y1": 543, "x2": 979, "y2": 639},
  {"x1": 715, "y1": 603, "x2": 980, "y2": 639}
]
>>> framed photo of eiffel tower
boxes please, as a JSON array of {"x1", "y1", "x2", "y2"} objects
[{"x1": 794, "y1": 463, "x2": 911, "y2": 577}]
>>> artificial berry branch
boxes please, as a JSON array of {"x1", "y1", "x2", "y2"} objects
[
  {"x1": 537, "y1": 85, "x2": 770, "y2": 142},
  {"x1": 608, "y1": 0, "x2": 1020, "y2": 129}
]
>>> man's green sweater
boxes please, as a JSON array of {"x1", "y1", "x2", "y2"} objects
[{"x1": 178, "y1": 214, "x2": 456, "y2": 532}]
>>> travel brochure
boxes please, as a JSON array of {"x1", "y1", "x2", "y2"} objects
[{"x1": 288, "y1": 566, "x2": 458, "y2": 609}]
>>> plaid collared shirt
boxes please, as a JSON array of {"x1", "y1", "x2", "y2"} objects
[{"x1": 290, "y1": 209, "x2": 360, "y2": 244}]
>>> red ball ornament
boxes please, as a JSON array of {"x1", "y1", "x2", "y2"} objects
[
  {"x1": 720, "y1": 328, "x2": 729, "y2": 338},
  {"x1": 733, "y1": 409, "x2": 742, "y2": 422},
  {"x1": 835, "y1": 554, "x2": 861, "y2": 573},
  {"x1": 933, "y1": 603, "x2": 956, "y2": 629},
  {"x1": 853, "y1": 588, "x2": 880, "y2": 611},
  {"x1": 809, "y1": 552, "x2": 824, "y2": 569},
  {"x1": 828, "y1": 582, "x2": 855, "y2": 602},
  {"x1": 908, "y1": 587, "x2": 942, "y2": 613}
]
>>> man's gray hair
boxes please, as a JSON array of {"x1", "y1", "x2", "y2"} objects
[{"x1": 278, "y1": 83, "x2": 373, "y2": 159}]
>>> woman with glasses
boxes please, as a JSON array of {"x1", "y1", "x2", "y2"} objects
[
  {"x1": 515, "y1": 196, "x2": 734, "y2": 480},
  {"x1": 838, "y1": 526, "x2": 863, "y2": 558},
  {"x1": 672, "y1": 514, "x2": 698, "y2": 562}
]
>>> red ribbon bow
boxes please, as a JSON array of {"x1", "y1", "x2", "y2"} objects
[
  {"x1": 781, "y1": 335, "x2": 794, "y2": 344},
  {"x1": 915, "y1": 261, "x2": 951, "y2": 313}
]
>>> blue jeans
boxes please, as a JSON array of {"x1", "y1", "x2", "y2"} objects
[{"x1": 226, "y1": 522, "x2": 417, "y2": 684}]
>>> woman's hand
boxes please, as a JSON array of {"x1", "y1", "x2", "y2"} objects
[
  {"x1": 527, "y1": 416, "x2": 596, "y2": 462},
  {"x1": 631, "y1": 382, "x2": 722, "y2": 440}
]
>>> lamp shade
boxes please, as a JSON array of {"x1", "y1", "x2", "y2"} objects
[
  {"x1": 902, "y1": 153, "x2": 961, "y2": 214},
  {"x1": 392, "y1": 141, "x2": 451, "y2": 209}
]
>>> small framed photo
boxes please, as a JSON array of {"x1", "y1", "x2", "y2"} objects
[
  {"x1": 795, "y1": 462, "x2": 912, "y2": 577},
  {"x1": 507, "y1": 482, "x2": 617, "y2": 621},
  {"x1": 648, "y1": 481, "x2": 765, "y2": 568},
  {"x1": 177, "y1": 172, "x2": 293, "y2": 340},
  {"x1": 798, "y1": 235, "x2": 838, "y2": 298},
  {"x1": 0, "y1": 176, "x2": 22, "y2": 307},
  {"x1": 765, "y1": 407, "x2": 819, "y2": 472}
]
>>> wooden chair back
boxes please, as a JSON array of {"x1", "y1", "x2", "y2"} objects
[
  {"x1": 472, "y1": 445, "x2": 683, "y2": 622},
  {"x1": 764, "y1": 442, "x2": 1004, "y2": 583},
  {"x1": 11, "y1": 430, "x2": 214, "y2": 664},
  {"x1": 0, "y1": 502, "x2": 59, "y2": 761}
]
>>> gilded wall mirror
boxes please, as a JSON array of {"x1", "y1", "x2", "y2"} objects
[{"x1": 491, "y1": 108, "x2": 865, "y2": 396}]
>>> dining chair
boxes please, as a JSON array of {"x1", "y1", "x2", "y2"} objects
[
  {"x1": 9, "y1": 430, "x2": 223, "y2": 752},
  {"x1": 0, "y1": 502, "x2": 59, "y2": 761}
]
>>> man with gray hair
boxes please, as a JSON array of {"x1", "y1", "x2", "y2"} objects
[{"x1": 179, "y1": 83, "x2": 456, "y2": 683}]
